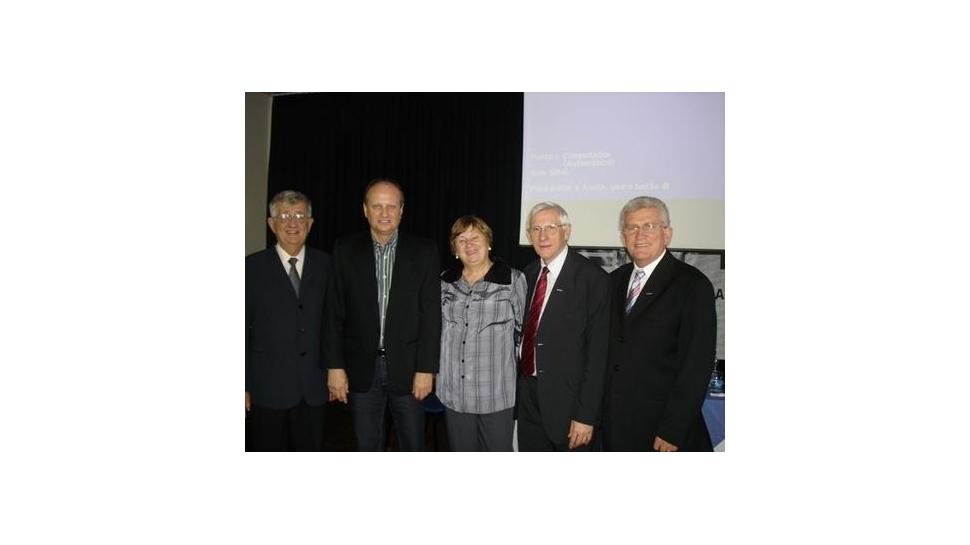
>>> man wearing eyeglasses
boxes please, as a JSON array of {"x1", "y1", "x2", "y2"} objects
[
  {"x1": 246, "y1": 190, "x2": 332, "y2": 451},
  {"x1": 602, "y1": 196, "x2": 716, "y2": 452},
  {"x1": 517, "y1": 202, "x2": 609, "y2": 451}
]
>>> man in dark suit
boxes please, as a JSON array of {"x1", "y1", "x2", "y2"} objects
[
  {"x1": 603, "y1": 196, "x2": 716, "y2": 452},
  {"x1": 517, "y1": 202, "x2": 609, "y2": 451},
  {"x1": 326, "y1": 179, "x2": 441, "y2": 451},
  {"x1": 246, "y1": 190, "x2": 332, "y2": 451}
]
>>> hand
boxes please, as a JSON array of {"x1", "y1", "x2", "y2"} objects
[
  {"x1": 245, "y1": 391, "x2": 251, "y2": 412},
  {"x1": 412, "y1": 372, "x2": 433, "y2": 401},
  {"x1": 328, "y1": 369, "x2": 349, "y2": 404},
  {"x1": 653, "y1": 436, "x2": 679, "y2": 452},
  {"x1": 567, "y1": 420, "x2": 594, "y2": 450}
]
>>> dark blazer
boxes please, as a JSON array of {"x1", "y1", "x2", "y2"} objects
[
  {"x1": 245, "y1": 246, "x2": 332, "y2": 410},
  {"x1": 603, "y1": 251, "x2": 716, "y2": 451},
  {"x1": 326, "y1": 231, "x2": 441, "y2": 395},
  {"x1": 522, "y1": 249, "x2": 609, "y2": 443}
]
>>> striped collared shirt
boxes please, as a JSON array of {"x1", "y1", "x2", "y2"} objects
[
  {"x1": 373, "y1": 232, "x2": 398, "y2": 348},
  {"x1": 438, "y1": 262, "x2": 526, "y2": 414}
]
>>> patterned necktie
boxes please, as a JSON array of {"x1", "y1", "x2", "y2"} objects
[
  {"x1": 520, "y1": 266, "x2": 549, "y2": 377},
  {"x1": 288, "y1": 257, "x2": 301, "y2": 297},
  {"x1": 624, "y1": 269, "x2": 645, "y2": 315}
]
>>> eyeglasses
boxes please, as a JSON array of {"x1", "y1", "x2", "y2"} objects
[
  {"x1": 274, "y1": 213, "x2": 310, "y2": 222},
  {"x1": 528, "y1": 224, "x2": 564, "y2": 236},
  {"x1": 622, "y1": 222, "x2": 667, "y2": 235}
]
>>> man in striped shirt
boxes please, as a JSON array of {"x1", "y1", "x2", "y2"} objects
[{"x1": 326, "y1": 179, "x2": 441, "y2": 451}]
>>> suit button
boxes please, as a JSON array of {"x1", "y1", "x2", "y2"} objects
[
  {"x1": 618, "y1": 336, "x2": 624, "y2": 343},
  {"x1": 299, "y1": 327, "x2": 306, "y2": 333},
  {"x1": 461, "y1": 375, "x2": 465, "y2": 379},
  {"x1": 300, "y1": 352, "x2": 306, "y2": 357},
  {"x1": 613, "y1": 365, "x2": 620, "y2": 371},
  {"x1": 298, "y1": 304, "x2": 303, "y2": 310}
]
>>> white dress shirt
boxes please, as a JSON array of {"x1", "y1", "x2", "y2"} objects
[
  {"x1": 274, "y1": 244, "x2": 306, "y2": 277},
  {"x1": 625, "y1": 249, "x2": 666, "y2": 309}
]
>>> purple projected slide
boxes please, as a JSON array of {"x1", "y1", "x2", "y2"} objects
[
  {"x1": 522, "y1": 92, "x2": 724, "y2": 202},
  {"x1": 520, "y1": 92, "x2": 725, "y2": 249}
]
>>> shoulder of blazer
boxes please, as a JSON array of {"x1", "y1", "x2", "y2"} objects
[
  {"x1": 398, "y1": 232, "x2": 436, "y2": 255},
  {"x1": 645, "y1": 251, "x2": 710, "y2": 295},
  {"x1": 246, "y1": 247, "x2": 277, "y2": 273},
  {"x1": 303, "y1": 246, "x2": 332, "y2": 279},
  {"x1": 335, "y1": 231, "x2": 371, "y2": 251},
  {"x1": 662, "y1": 252, "x2": 713, "y2": 290},
  {"x1": 565, "y1": 249, "x2": 607, "y2": 280},
  {"x1": 609, "y1": 262, "x2": 633, "y2": 286}
]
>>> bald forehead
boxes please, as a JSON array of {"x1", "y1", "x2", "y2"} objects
[{"x1": 365, "y1": 182, "x2": 404, "y2": 205}]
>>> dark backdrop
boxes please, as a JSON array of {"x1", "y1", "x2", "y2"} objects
[{"x1": 266, "y1": 92, "x2": 537, "y2": 269}]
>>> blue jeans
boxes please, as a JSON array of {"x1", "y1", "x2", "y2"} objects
[{"x1": 349, "y1": 355, "x2": 425, "y2": 451}]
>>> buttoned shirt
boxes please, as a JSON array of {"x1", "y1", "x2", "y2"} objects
[
  {"x1": 517, "y1": 245, "x2": 568, "y2": 368},
  {"x1": 372, "y1": 232, "x2": 398, "y2": 349},
  {"x1": 438, "y1": 263, "x2": 526, "y2": 414},
  {"x1": 274, "y1": 243, "x2": 305, "y2": 277},
  {"x1": 626, "y1": 249, "x2": 666, "y2": 309}
]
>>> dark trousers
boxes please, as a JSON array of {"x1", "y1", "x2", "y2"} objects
[
  {"x1": 516, "y1": 375, "x2": 592, "y2": 452},
  {"x1": 349, "y1": 355, "x2": 425, "y2": 451},
  {"x1": 246, "y1": 399, "x2": 326, "y2": 452},
  {"x1": 444, "y1": 407, "x2": 514, "y2": 452}
]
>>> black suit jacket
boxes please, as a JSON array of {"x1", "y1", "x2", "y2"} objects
[
  {"x1": 245, "y1": 246, "x2": 332, "y2": 410},
  {"x1": 326, "y1": 231, "x2": 441, "y2": 395},
  {"x1": 603, "y1": 251, "x2": 716, "y2": 451},
  {"x1": 522, "y1": 249, "x2": 609, "y2": 443}
]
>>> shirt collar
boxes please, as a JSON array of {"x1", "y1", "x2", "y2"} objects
[
  {"x1": 275, "y1": 243, "x2": 306, "y2": 262},
  {"x1": 372, "y1": 231, "x2": 399, "y2": 250}
]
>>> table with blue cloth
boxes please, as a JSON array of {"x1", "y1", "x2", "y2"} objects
[{"x1": 703, "y1": 393, "x2": 725, "y2": 451}]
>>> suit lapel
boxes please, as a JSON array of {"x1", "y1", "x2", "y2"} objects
[
  {"x1": 267, "y1": 247, "x2": 300, "y2": 302},
  {"x1": 299, "y1": 249, "x2": 317, "y2": 301},
  {"x1": 536, "y1": 250, "x2": 576, "y2": 333},
  {"x1": 524, "y1": 260, "x2": 540, "y2": 306},
  {"x1": 353, "y1": 234, "x2": 379, "y2": 311},
  {"x1": 614, "y1": 262, "x2": 633, "y2": 320},
  {"x1": 389, "y1": 234, "x2": 412, "y2": 297}
]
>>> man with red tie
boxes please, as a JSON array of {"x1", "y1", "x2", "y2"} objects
[
  {"x1": 517, "y1": 202, "x2": 609, "y2": 451},
  {"x1": 602, "y1": 196, "x2": 716, "y2": 452}
]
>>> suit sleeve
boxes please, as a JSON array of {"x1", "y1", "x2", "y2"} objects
[
  {"x1": 574, "y1": 266, "x2": 610, "y2": 426},
  {"x1": 245, "y1": 258, "x2": 253, "y2": 392},
  {"x1": 657, "y1": 273, "x2": 717, "y2": 447},
  {"x1": 511, "y1": 270, "x2": 527, "y2": 348},
  {"x1": 415, "y1": 240, "x2": 442, "y2": 374},
  {"x1": 317, "y1": 253, "x2": 334, "y2": 370},
  {"x1": 325, "y1": 239, "x2": 347, "y2": 370}
]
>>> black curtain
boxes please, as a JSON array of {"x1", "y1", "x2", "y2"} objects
[{"x1": 266, "y1": 92, "x2": 536, "y2": 269}]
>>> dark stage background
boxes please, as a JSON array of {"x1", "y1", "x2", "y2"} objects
[{"x1": 266, "y1": 92, "x2": 537, "y2": 268}]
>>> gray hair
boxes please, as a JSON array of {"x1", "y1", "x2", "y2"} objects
[
  {"x1": 268, "y1": 190, "x2": 313, "y2": 218},
  {"x1": 618, "y1": 196, "x2": 669, "y2": 231},
  {"x1": 526, "y1": 201, "x2": 571, "y2": 229}
]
